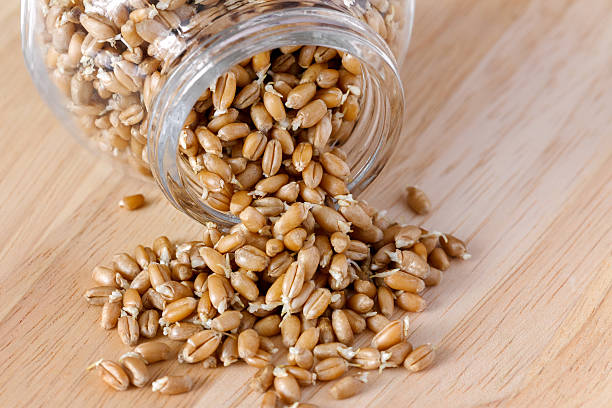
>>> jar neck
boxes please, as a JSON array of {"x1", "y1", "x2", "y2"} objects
[{"x1": 148, "y1": 6, "x2": 406, "y2": 226}]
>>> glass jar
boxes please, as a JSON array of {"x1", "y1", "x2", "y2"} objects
[{"x1": 22, "y1": 0, "x2": 414, "y2": 226}]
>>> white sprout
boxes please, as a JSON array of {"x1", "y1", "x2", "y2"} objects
[
  {"x1": 273, "y1": 367, "x2": 288, "y2": 377},
  {"x1": 122, "y1": 306, "x2": 139, "y2": 318},
  {"x1": 176, "y1": 242, "x2": 192, "y2": 253},
  {"x1": 387, "y1": 250, "x2": 401, "y2": 263},
  {"x1": 280, "y1": 295, "x2": 292, "y2": 317},
  {"x1": 420, "y1": 230, "x2": 448, "y2": 243},
  {"x1": 247, "y1": 302, "x2": 281, "y2": 314},
  {"x1": 347, "y1": 84, "x2": 361, "y2": 96},
  {"x1": 248, "y1": 190, "x2": 267, "y2": 198},
  {"x1": 370, "y1": 268, "x2": 400, "y2": 279},
  {"x1": 329, "y1": 268, "x2": 344, "y2": 283},
  {"x1": 85, "y1": 358, "x2": 104, "y2": 371},
  {"x1": 278, "y1": 117, "x2": 291, "y2": 129},
  {"x1": 335, "y1": 194, "x2": 357, "y2": 206},
  {"x1": 291, "y1": 117, "x2": 302, "y2": 131},
  {"x1": 119, "y1": 351, "x2": 142, "y2": 362},
  {"x1": 338, "y1": 220, "x2": 352, "y2": 234},
  {"x1": 337, "y1": 345, "x2": 358, "y2": 360},
  {"x1": 108, "y1": 289, "x2": 123, "y2": 303},
  {"x1": 340, "y1": 89, "x2": 351, "y2": 105},
  {"x1": 151, "y1": 377, "x2": 166, "y2": 392},
  {"x1": 264, "y1": 83, "x2": 283, "y2": 98},
  {"x1": 256, "y1": 67, "x2": 269, "y2": 84},
  {"x1": 401, "y1": 315, "x2": 410, "y2": 337}
]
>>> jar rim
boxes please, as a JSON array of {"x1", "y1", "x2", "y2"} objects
[{"x1": 148, "y1": 6, "x2": 409, "y2": 227}]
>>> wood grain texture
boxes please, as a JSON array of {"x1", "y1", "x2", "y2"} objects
[{"x1": 1, "y1": 0, "x2": 611, "y2": 407}]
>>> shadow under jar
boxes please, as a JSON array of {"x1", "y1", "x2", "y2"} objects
[{"x1": 22, "y1": 0, "x2": 414, "y2": 226}]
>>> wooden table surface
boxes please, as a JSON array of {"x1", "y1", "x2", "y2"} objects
[{"x1": 1, "y1": 1, "x2": 611, "y2": 407}]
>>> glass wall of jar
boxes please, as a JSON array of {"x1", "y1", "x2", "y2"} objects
[{"x1": 22, "y1": 0, "x2": 414, "y2": 226}]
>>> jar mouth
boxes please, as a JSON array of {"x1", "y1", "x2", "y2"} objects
[{"x1": 149, "y1": 7, "x2": 407, "y2": 227}]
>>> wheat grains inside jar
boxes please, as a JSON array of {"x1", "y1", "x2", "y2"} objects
[{"x1": 24, "y1": 0, "x2": 411, "y2": 223}]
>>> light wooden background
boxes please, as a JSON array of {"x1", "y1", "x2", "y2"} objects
[{"x1": 1, "y1": 1, "x2": 611, "y2": 407}]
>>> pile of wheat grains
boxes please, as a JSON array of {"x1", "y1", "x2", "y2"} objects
[{"x1": 87, "y1": 179, "x2": 469, "y2": 406}]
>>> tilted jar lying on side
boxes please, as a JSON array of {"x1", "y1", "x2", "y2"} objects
[{"x1": 21, "y1": 0, "x2": 414, "y2": 226}]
